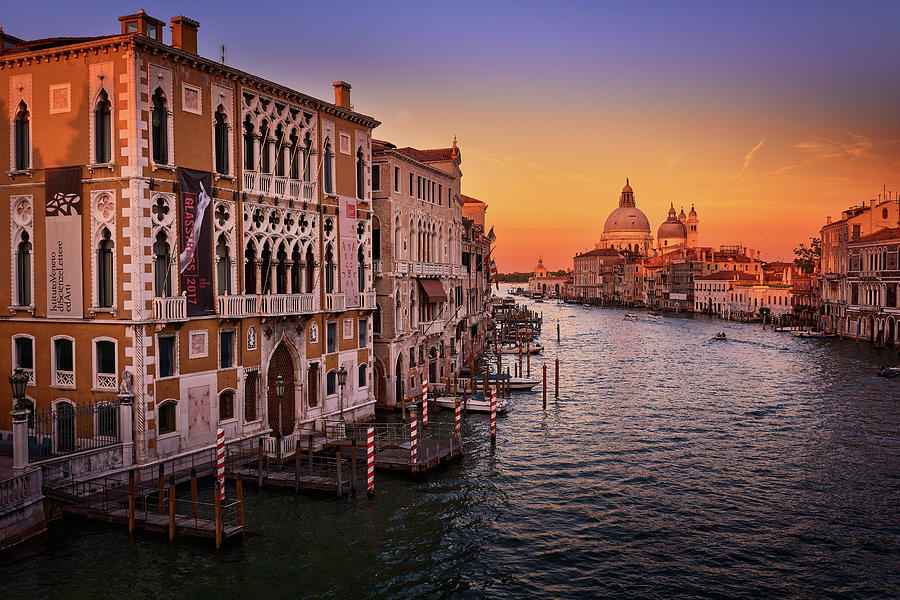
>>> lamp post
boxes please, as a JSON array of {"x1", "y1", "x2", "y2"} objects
[
  {"x1": 9, "y1": 366, "x2": 28, "y2": 411},
  {"x1": 9, "y1": 366, "x2": 30, "y2": 473},
  {"x1": 274, "y1": 374, "x2": 285, "y2": 467},
  {"x1": 337, "y1": 365, "x2": 347, "y2": 438}
]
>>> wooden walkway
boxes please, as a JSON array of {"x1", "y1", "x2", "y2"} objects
[
  {"x1": 66, "y1": 504, "x2": 243, "y2": 541},
  {"x1": 228, "y1": 466, "x2": 350, "y2": 495},
  {"x1": 375, "y1": 438, "x2": 462, "y2": 474}
]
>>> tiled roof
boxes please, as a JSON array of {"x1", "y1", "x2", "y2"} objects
[
  {"x1": 393, "y1": 147, "x2": 455, "y2": 163},
  {"x1": 851, "y1": 227, "x2": 900, "y2": 244},
  {"x1": 574, "y1": 248, "x2": 620, "y2": 258},
  {"x1": 461, "y1": 194, "x2": 484, "y2": 205},
  {"x1": 0, "y1": 35, "x2": 116, "y2": 55},
  {"x1": 696, "y1": 270, "x2": 757, "y2": 281}
]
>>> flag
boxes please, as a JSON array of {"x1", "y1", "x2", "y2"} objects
[
  {"x1": 490, "y1": 259, "x2": 499, "y2": 290},
  {"x1": 487, "y1": 226, "x2": 496, "y2": 243}
]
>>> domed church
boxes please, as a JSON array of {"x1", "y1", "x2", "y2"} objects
[{"x1": 600, "y1": 179, "x2": 653, "y2": 255}]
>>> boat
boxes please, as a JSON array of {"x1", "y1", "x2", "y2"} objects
[
  {"x1": 713, "y1": 332, "x2": 727, "y2": 340},
  {"x1": 474, "y1": 374, "x2": 541, "y2": 391},
  {"x1": 646, "y1": 313, "x2": 661, "y2": 320},
  {"x1": 498, "y1": 342, "x2": 544, "y2": 355},
  {"x1": 791, "y1": 331, "x2": 837, "y2": 339},
  {"x1": 877, "y1": 366, "x2": 900, "y2": 378},
  {"x1": 648, "y1": 310, "x2": 662, "y2": 317},
  {"x1": 623, "y1": 314, "x2": 640, "y2": 321},
  {"x1": 435, "y1": 394, "x2": 508, "y2": 413}
]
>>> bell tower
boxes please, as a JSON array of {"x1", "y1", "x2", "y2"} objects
[{"x1": 687, "y1": 205, "x2": 699, "y2": 247}]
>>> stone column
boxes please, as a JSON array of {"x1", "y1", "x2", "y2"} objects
[
  {"x1": 255, "y1": 260, "x2": 263, "y2": 295},
  {"x1": 285, "y1": 261, "x2": 294, "y2": 294},
  {"x1": 118, "y1": 393, "x2": 134, "y2": 468},
  {"x1": 11, "y1": 407, "x2": 29, "y2": 474}
]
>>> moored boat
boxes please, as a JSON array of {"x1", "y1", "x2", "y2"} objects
[
  {"x1": 474, "y1": 374, "x2": 541, "y2": 391},
  {"x1": 435, "y1": 394, "x2": 508, "y2": 413},
  {"x1": 623, "y1": 313, "x2": 640, "y2": 321},
  {"x1": 877, "y1": 366, "x2": 900, "y2": 378},
  {"x1": 499, "y1": 342, "x2": 544, "y2": 355}
]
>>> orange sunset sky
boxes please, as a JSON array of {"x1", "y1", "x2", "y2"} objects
[{"x1": 11, "y1": 1, "x2": 900, "y2": 272}]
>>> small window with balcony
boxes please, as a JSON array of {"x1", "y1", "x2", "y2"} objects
[
  {"x1": 53, "y1": 337, "x2": 75, "y2": 388},
  {"x1": 94, "y1": 339, "x2": 117, "y2": 390},
  {"x1": 14, "y1": 336, "x2": 34, "y2": 384}
]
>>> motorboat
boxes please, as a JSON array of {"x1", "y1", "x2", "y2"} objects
[
  {"x1": 648, "y1": 310, "x2": 662, "y2": 317},
  {"x1": 877, "y1": 366, "x2": 900, "y2": 378},
  {"x1": 791, "y1": 331, "x2": 836, "y2": 338},
  {"x1": 474, "y1": 374, "x2": 541, "y2": 391},
  {"x1": 646, "y1": 313, "x2": 661, "y2": 320},
  {"x1": 713, "y1": 332, "x2": 727, "y2": 340},
  {"x1": 623, "y1": 314, "x2": 640, "y2": 321},
  {"x1": 499, "y1": 342, "x2": 544, "y2": 355},
  {"x1": 435, "y1": 394, "x2": 508, "y2": 413}
]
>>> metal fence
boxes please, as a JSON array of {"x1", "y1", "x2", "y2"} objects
[{"x1": 28, "y1": 397, "x2": 120, "y2": 458}]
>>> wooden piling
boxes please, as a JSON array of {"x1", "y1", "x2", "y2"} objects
[
  {"x1": 236, "y1": 479, "x2": 244, "y2": 527},
  {"x1": 351, "y1": 440, "x2": 358, "y2": 497},
  {"x1": 308, "y1": 434, "x2": 314, "y2": 476},
  {"x1": 555, "y1": 358, "x2": 559, "y2": 399},
  {"x1": 401, "y1": 393, "x2": 406, "y2": 422},
  {"x1": 128, "y1": 469, "x2": 135, "y2": 534},
  {"x1": 543, "y1": 364, "x2": 547, "y2": 409},
  {"x1": 190, "y1": 468, "x2": 198, "y2": 519},
  {"x1": 527, "y1": 335, "x2": 531, "y2": 377},
  {"x1": 168, "y1": 477, "x2": 176, "y2": 541},
  {"x1": 257, "y1": 438, "x2": 264, "y2": 489},
  {"x1": 336, "y1": 447, "x2": 343, "y2": 498},
  {"x1": 294, "y1": 448, "x2": 301, "y2": 494},
  {"x1": 557, "y1": 320, "x2": 560, "y2": 343},
  {"x1": 158, "y1": 464, "x2": 165, "y2": 514},
  {"x1": 214, "y1": 490, "x2": 222, "y2": 549}
]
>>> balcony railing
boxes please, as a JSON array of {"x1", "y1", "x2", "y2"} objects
[
  {"x1": 411, "y1": 262, "x2": 453, "y2": 277},
  {"x1": 395, "y1": 260, "x2": 409, "y2": 275},
  {"x1": 325, "y1": 293, "x2": 346, "y2": 312},
  {"x1": 419, "y1": 319, "x2": 446, "y2": 335},
  {"x1": 216, "y1": 294, "x2": 258, "y2": 318},
  {"x1": 95, "y1": 373, "x2": 117, "y2": 391},
  {"x1": 244, "y1": 170, "x2": 318, "y2": 203},
  {"x1": 374, "y1": 260, "x2": 383, "y2": 277},
  {"x1": 357, "y1": 291, "x2": 377, "y2": 310},
  {"x1": 54, "y1": 370, "x2": 75, "y2": 387},
  {"x1": 260, "y1": 293, "x2": 318, "y2": 316},
  {"x1": 153, "y1": 296, "x2": 187, "y2": 321}
]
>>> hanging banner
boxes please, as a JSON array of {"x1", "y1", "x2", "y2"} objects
[
  {"x1": 178, "y1": 168, "x2": 214, "y2": 316},
  {"x1": 45, "y1": 166, "x2": 84, "y2": 318},
  {"x1": 339, "y1": 196, "x2": 359, "y2": 308}
]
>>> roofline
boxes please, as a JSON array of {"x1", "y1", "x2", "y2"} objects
[{"x1": 373, "y1": 146, "x2": 456, "y2": 180}]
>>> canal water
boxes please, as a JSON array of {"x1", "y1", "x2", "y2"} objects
[{"x1": 3, "y1": 289, "x2": 899, "y2": 599}]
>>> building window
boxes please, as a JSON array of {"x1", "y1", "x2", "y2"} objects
[
  {"x1": 358, "y1": 246, "x2": 366, "y2": 293},
  {"x1": 374, "y1": 304, "x2": 382, "y2": 334},
  {"x1": 409, "y1": 347, "x2": 415, "y2": 367},
  {"x1": 326, "y1": 322, "x2": 337, "y2": 353},
  {"x1": 393, "y1": 166, "x2": 400, "y2": 192},
  {"x1": 153, "y1": 232, "x2": 172, "y2": 297},
  {"x1": 326, "y1": 370, "x2": 337, "y2": 396},
  {"x1": 244, "y1": 371, "x2": 259, "y2": 421},
  {"x1": 359, "y1": 318, "x2": 367, "y2": 348},
  {"x1": 358, "y1": 364, "x2": 367, "y2": 388},
  {"x1": 372, "y1": 164, "x2": 381, "y2": 192},
  {"x1": 53, "y1": 337, "x2": 75, "y2": 387},
  {"x1": 323, "y1": 139, "x2": 334, "y2": 194},
  {"x1": 409, "y1": 172, "x2": 414, "y2": 196},
  {"x1": 288, "y1": 130, "x2": 300, "y2": 179},
  {"x1": 95, "y1": 90, "x2": 112, "y2": 163},
  {"x1": 216, "y1": 236, "x2": 232, "y2": 295},
  {"x1": 14, "y1": 100, "x2": 30, "y2": 170},
  {"x1": 214, "y1": 105, "x2": 229, "y2": 175},
  {"x1": 158, "y1": 335, "x2": 175, "y2": 378},
  {"x1": 16, "y1": 232, "x2": 32, "y2": 306},
  {"x1": 151, "y1": 88, "x2": 168, "y2": 164},
  {"x1": 302, "y1": 132, "x2": 313, "y2": 182},
  {"x1": 274, "y1": 125, "x2": 286, "y2": 176},
  {"x1": 14, "y1": 336, "x2": 34, "y2": 382},
  {"x1": 220, "y1": 330, "x2": 234, "y2": 368},
  {"x1": 325, "y1": 245, "x2": 336, "y2": 293},
  {"x1": 97, "y1": 229, "x2": 115, "y2": 308},
  {"x1": 259, "y1": 120, "x2": 272, "y2": 173},
  {"x1": 307, "y1": 363, "x2": 319, "y2": 408},
  {"x1": 356, "y1": 148, "x2": 366, "y2": 199},
  {"x1": 219, "y1": 390, "x2": 235, "y2": 421},
  {"x1": 243, "y1": 116, "x2": 255, "y2": 170},
  {"x1": 95, "y1": 339, "x2": 117, "y2": 389},
  {"x1": 372, "y1": 224, "x2": 381, "y2": 261},
  {"x1": 158, "y1": 401, "x2": 177, "y2": 435}
]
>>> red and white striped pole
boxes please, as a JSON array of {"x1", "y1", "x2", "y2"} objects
[
  {"x1": 410, "y1": 413, "x2": 418, "y2": 463},
  {"x1": 421, "y1": 380, "x2": 428, "y2": 427},
  {"x1": 216, "y1": 427, "x2": 225, "y2": 501},
  {"x1": 366, "y1": 427, "x2": 375, "y2": 497},
  {"x1": 454, "y1": 399, "x2": 461, "y2": 443},
  {"x1": 490, "y1": 387, "x2": 497, "y2": 442}
]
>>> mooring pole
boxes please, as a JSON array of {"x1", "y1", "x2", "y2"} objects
[
  {"x1": 168, "y1": 476, "x2": 176, "y2": 541},
  {"x1": 557, "y1": 319, "x2": 560, "y2": 343},
  {"x1": 158, "y1": 464, "x2": 165, "y2": 514},
  {"x1": 366, "y1": 427, "x2": 375, "y2": 498},
  {"x1": 237, "y1": 479, "x2": 244, "y2": 527},
  {"x1": 336, "y1": 447, "x2": 343, "y2": 499},
  {"x1": 190, "y1": 468, "x2": 198, "y2": 519},
  {"x1": 257, "y1": 438, "x2": 264, "y2": 489},
  {"x1": 308, "y1": 434, "x2": 314, "y2": 476},
  {"x1": 555, "y1": 358, "x2": 560, "y2": 399},
  {"x1": 542, "y1": 364, "x2": 547, "y2": 409},
  {"x1": 128, "y1": 469, "x2": 135, "y2": 534},
  {"x1": 214, "y1": 489, "x2": 223, "y2": 550},
  {"x1": 350, "y1": 440, "x2": 358, "y2": 497}
]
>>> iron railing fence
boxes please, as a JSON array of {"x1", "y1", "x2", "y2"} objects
[{"x1": 27, "y1": 397, "x2": 120, "y2": 459}]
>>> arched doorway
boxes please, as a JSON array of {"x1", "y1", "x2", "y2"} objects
[
  {"x1": 394, "y1": 355, "x2": 404, "y2": 406},
  {"x1": 888, "y1": 317, "x2": 896, "y2": 345},
  {"x1": 428, "y1": 347, "x2": 438, "y2": 383},
  {"x1": 267, "y1": 342, "x2": 296, "y2": 437}
]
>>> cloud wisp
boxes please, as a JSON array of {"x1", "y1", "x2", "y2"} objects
[{"x1": 738, "y1": 138, "x2": 766, "y2": 177}]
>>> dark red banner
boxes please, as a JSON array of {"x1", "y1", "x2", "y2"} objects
[{"x1": 178, "y1": 168, "x2": 214, "y2": 316}]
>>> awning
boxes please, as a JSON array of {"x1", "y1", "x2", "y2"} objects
[{"x1": 418, "y1": 279, "x2": 448, "y2": 303}]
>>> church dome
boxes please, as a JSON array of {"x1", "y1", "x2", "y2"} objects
[
  {"x1": 604, "y1": 207, "x2": 651, "y2": 233},
  {"x1": 658, "y1": 203, "x2": 687, "y2": 240}
]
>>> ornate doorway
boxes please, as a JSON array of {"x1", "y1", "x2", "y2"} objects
[{"x1": 267, "y1": 342, "x2": 295, "y2": 437}]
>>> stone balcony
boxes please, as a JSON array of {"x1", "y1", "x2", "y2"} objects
[
  {"x1": 243, "y1": 170, "x2": 317, "y2": 203},
  {"x1": 418, "y1": 319, "x2": 446, "y2": 335},
  {"x1": 260, "y1": 293, "x2": 318, "y2": 316},
  {"x1": 357, "y1": 290, "x2": 377, "y2": 310},
  {"x1": 216, "y1": 294, "x2": 258, "y2": 319},
  {"x1": 394, "y1": 260, "x2": 409, "y2": 275},
  {"x1": 152, "y1": 296, "x2": 187, "y2": 322},
  {"x1": 373, "y1": 260, "x2": 383, "y2": 277},
  {"x1": 325, "y1": 293, "x2": 346, "y2": 312}
]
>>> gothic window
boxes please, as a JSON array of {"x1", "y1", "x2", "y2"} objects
[
  {"x1": 274, "y1": 125, "x2": 285, "y2": 177},
  {"x1": 260, "y1": 243, "x2": 273, "y2": 294},
  {"x1": 276, "y1": 244, "x2": 288, "y2": 294},
  {"x1": 358, "y1": 245, "x2": 366, "y2": 292},
  {"x1": 305, "y1": 246, "x2": 315, "y2": 293},
  {"x1": 151, "y1": 88, "x2": 168, "y2": 164},
  {"x1": 95, "y1": 90, "x2": 112, "y2": 163},
  {"x1": 356, "y1": 147, "x2": 365, "y2": 200},
  {"x1": 245, "y1": 244, "x2": 257, "y2": 294},
  {"x1": 214, "y1": 105, "x2": 229, "y2": 175},
  {"x1": 260, "y1": 120, "x2": 272, "y2": 173},
  {"x1": 243, "y1": 116, "x2": 255, "y2": 170},
  {"x1": 288, "y1": 130, "x2": 300, "y2": 179},
  {"x1": 153, "y1": 231, "x2": 171, "y2": 297},
  {"x1": 303, "y1": 132, "x2": 312, "y2": 182},
  {"x1": 324, "y1": 244, "x2": 335, "y2": 293},
  {"x1": 291, "y1": 247, "x2": 302, "y2": 293},
  {"x1": 16, "y1": 232, "x2": 32, "y2": 306},
  {"x1": 323, "y1": 139, "x2": 334, "y2": 195},
  {"x1": 14, "y1": 100, "x2": 30, "y2": 170},
  {"x1": 97, "y1": 228, "x2": 115, "y2": 308},
  {"x1": 216, "y1": 235, "x2": 231, "y2": 295}
]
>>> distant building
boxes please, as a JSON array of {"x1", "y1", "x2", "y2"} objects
[
  {"x1": 527, "y1": 257, "x2": 568, "y2": 297},
  {"x1": 845, "y1": 227, "x2": 900, "y2": 344},
  {"x1": 694, "y1": 270, "x2": 758, "y2": 317}
]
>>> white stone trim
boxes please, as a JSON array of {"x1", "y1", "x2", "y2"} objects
[
  {"x1": 48, "y1": 83, "x2": 71, "y2": 114},
  {"x1": 89, "y1": 189, "x2": 118, "y2": 314},
  {"x1": 188, "y1": 329, "x2": 209, "y2": 359},
  {"x1": 50, "y1": 335, "x2": 77, "y2": 390},
  {"x1": 91, "y1": 336, "x2": 118, "y2": 391},
  {"x1": 9, "y1": 74, "x2": 33, "y2": 172},
  {"x1": 9, "y1": 194, "x2": 34, "y2": 312},
  {"x1": 181, "y1": 83, "x2": 202, "y2": 115}
]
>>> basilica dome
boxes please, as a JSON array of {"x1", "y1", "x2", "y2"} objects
[
  {"x1": 658, "y1": 203, "x2": 688, "y2": 250},
  {"x1": 603, "y1": 207, "x2": 651, "y2": 233}
]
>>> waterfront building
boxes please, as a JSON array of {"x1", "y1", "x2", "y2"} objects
[
  {"x1": 820, "y1": 198, "x2": 899, "y2": 335},
  {"x1": 1, "y1": 12, "x2": 379, "y2": 465},
  {"x1": 572, "y1": 247, "x2": 623, "y2": 301},
  {"x1": 370, "y1": 139, "x2": 473, "y2": 407},
  {"x1": 790, "y1": 272, "x2": 819, "y2": 327},
  {"x1": 693, "y1": 270, "x2": 757, "y2": 317},
  {"x1": 527, "y1": 257, "x2": 569, "y2": 297},
  {"x1": 845, "y1": 227, "x2": 900, "y2": 344}
]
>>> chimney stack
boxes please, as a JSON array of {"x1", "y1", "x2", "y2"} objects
[
  {"x1": 333, "y1": 81, "x2": 351, "y2": 109},
  {"x1": 826, "y1": 216, "x2": 832, "y2": 224},
  {"x1": 170, "y1": 16, "x2": 199, "y2": 54}
]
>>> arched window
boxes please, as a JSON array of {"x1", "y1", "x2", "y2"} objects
[
  {"x1": 216, "y1": 236, "x2": 231, "y2": 295},
  {"x1": 153, "y1": 232, "x2": 171, "y2": 297},
  {"x1": 219, "y1": 390, "x2": 235, "y2": 421},
  {"x1": 214, "y1": 105, "x2": 229, "y2": 175},
  {"x1": 290, "y1": 246, "x2": 302, "y2": 294},
  {"x1": 55, "y1": 401, "x2": 76, "y2": 453},
  {"x1": 323, "y1": 139, "x2": 334, "y2": 194},
  {"x1": 244, "y1": 371, "x2": 259, "y2": 421},
  {"x1": 276, "y1": 244, "x2": 288, "y2": 294},
  {"x1": 245, "y1": 244, "x2": 257, "y2": 295},
  {"x1": 151, "y1": 88, "x2": 168, "y2": 164},
  {"x1": 325, "y1": 245, "x2": 335, "y2": 293},
  {"x1": 358, "y1": 246, "x2": 366, "y2": 293},
  {"x1": 358, "y1": 364, "x2": 367, "y2": 388},
  {"x1": 158, "y1": 400, "x2": 177, "y2": 435},
  {"x1": 326, "y1": 370, "x2": 337, "y2": 396},
  {"x1": 243, "y1": 116, "x2": 255, "y2": 170},
  {"x1": 274, "y1": 125, "x2": 285, "y2": 177},
  {"x1": 16, "y1": 231, "x2": 32, "y2": 306},
  {"x1": 288, "y1": 130, "x2": 300, "y2": 179},
  {"x1": 98, "y1": 229, "x2": 115, "y2": 308},
  {"x1": 374, "y1": 303, "x2": 382, "y2": 335},
  {"x1": 305, "y1": 246, "x2": 315, "y2": 293},
  {"x1": 260, "y1": 243, "x2": 272, "y2": 294},
  {"x1": 95, "y1": 90, "x2": 112, "y2": 163},
  {"x1": 356, "y1": 147, "x2": 365, "y2": 200},
  {"x1": 14, "y1": 100, "x2": 30, "y2": 170},
  {"x1": 302, "y1": 132, "x2": 312, "y2": 182},
  {"x1": 260, "y1": 120, "x2": 272, "y2": 173}
]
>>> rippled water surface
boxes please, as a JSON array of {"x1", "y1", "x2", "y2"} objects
[{"x1": 4, "y1": 291, "x2": 900, "y2": 599}]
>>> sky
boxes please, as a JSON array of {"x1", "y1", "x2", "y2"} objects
[{"x1": 8, "y1": 1, "x2": 900, "y2": 271}]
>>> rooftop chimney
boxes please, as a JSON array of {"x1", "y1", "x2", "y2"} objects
[
  {"x1": 118, "y1": 10, "x2": 165, "y2": 42},
  {"x1": 170, "y1": 16, "x2": 199, "y2": 54},
  {"x1": 333, "y1": 81, "x2": 351, "y2": 109},
  {"x1": 826, "y1": 216, "x2": 832, "y2": 224}
]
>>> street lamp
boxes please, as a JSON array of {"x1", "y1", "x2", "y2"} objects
[
  {"x1": 337, "y1": 365, "x2": 347, "y2": 418},
  {"x1": 8, "y1": 366, "x2": 28, "y2": 411}
]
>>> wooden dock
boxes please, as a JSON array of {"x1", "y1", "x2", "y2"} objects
[
  {"x1": 65, "y1": 504, "x2": 243, "y2": 541},
  {"x1": 228, "y1": 465, "x2": 350, "y2": 495}
]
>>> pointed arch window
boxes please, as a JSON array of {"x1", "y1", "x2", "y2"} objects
[
  {"x1": 245, "y1": 244, "x2": 257, "y2": 295},
  {"x1": 243, "y1": 116, "x2": 255, "y2": 170},
  {"x1": 14, "y1": 101, "x2": 30, "y2": 170},
  {"x1": 16, "y1": 231, "x2": 32, "y2": 306},
  {"x1": 274, "y1": 126, "x2": 286, "y2": 177},
  {"x1": 214, "y1": 105, "x2": 229, "y2": 175},
  {"x1": 356, "y1": 147, "x2": 365, "y2": 200},
  {"x1": 216, "y1": 235, "x2": 232, "y2": 295},
  {"x1": 153, "y1": 231, "x2": 172, "y2": 298},
  {"x1": 358, "y1": 245, "x2": 366, "y2": 292},
  {"x1": 323, "y1": 139, "x2": 334, "y2": 194},
  {"x1": 288, "y1": 130, "x2": 300, "y2": 179},
  {"x1": 151, "y1": 88, "x2": 168, "y2": 164},
  {"x1": 260, "y1": 120, "x2": 272, "y2": 173},
  {"x1": 95, "y1": 90, "x2": 112, "y2": 163},
  {"x1": 97, "y1": 229, "x2": 115, "y2": 308},
  {"x1": 305, "y1": 246, "x2": 315, "y2": 293},
  {"x1": 302, "y1": 132, "x2": 312, "y2": 182},
  {"x1": 325, "y1": 245, "x2": 336, "y2": 293}
]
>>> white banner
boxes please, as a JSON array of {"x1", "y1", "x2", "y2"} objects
[{"x1": 339, "y1": 196, "x2": 359, "y2": 308}]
